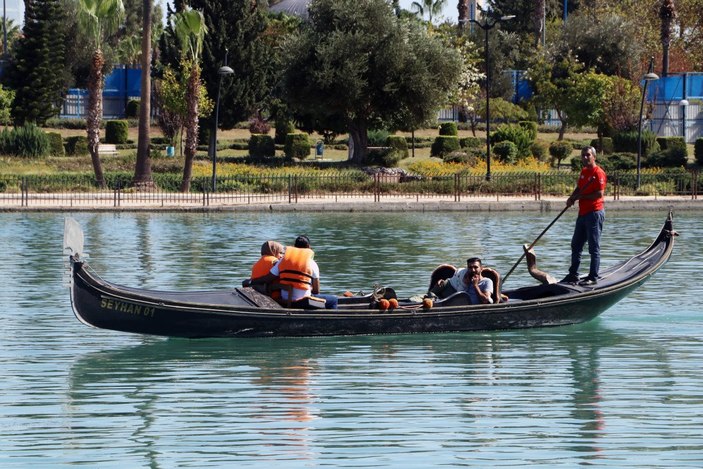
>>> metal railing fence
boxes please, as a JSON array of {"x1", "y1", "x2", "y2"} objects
[{"x1": 0, "y1": 170, "x2": 698, "y2": 208}]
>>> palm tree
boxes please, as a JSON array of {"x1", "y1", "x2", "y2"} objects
[
  {"x1": 134, "y1": 0, "x2": 154, "y2": 189},
  {"x1": 411, "y1": 0, "x2": 448, "y2": 24},
  {"x1": 660, "y1": 0, "x2": 676, "y2": 76},
  {"x1": 172, "y1": 8, "x2": 207, "y2": 193},
  {"x1": 77, "y1": 0, "x2": 125, "y2": 188}
]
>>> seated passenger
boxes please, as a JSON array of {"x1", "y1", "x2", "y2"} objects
[
  {"x1": 246, "y1": 241, "x2": 284, "y2": 298},
  {"x1": 251, "y1": 241, "x2": 284, "y2": 280},
  {"x1": 523, "y1": 244, "x2": 557, "y2": 285},
  {"x1": 432, "y1": 257, "x2": 494, "y2": 304},
  {"x1": 249, "y1": 235, "x2": 338, "y2": 310}
]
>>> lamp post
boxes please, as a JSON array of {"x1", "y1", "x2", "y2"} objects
[
  {"x1": 636, "y1": 57, "x2": 659, "y2": 189},
  {"x1": 469, "y1": 14, "x2": 515, "y2": 181},
  {"x1": 211, "y1": 51, "x2": 234, "y2": 192}
]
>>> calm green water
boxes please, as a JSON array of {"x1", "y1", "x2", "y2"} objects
[{"x1": 1, "y1": 210, "x2": 702, "y2": 468}]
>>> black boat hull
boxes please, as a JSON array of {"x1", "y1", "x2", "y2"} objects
[{"x1": 68, "y1": 213, "x2": 676, "y2": 338}]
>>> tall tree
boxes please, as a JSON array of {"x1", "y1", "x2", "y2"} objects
[
  {"x1": 8, "y1": 0, "x2": 67, "y2": 125},
  {"x1": 171, "y1": 8, "x2": 207, "y2": 193},
  {"x1": 659, "y1": 0, "x2": 676, "y2": 76},
  {"x1": 77, "y1": 0, "x2": 125, "y2": 188},
  {"x1": 160, "y1": 0, "x2": 274, "y2": 131},
  {"x1": 281, "y1": 0, "x2": 461, "y2": 164},
  {"x1": 134, "y1": 0, "x2": 154, "y2": 188},
  {"x1": 411, "y1": 0, "x2": 448, "y2": 24}
]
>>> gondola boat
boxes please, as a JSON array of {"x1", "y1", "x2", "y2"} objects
[{"x1": 65, "y1": 213, "x2": 676, "y2": 338}]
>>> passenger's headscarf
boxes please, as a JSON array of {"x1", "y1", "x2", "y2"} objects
[{"x1": 261, "y1": 240, "x2": 284, "y2": 258}]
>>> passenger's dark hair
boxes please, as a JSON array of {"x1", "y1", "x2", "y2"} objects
[
  {"x1": 466, "y1": 257, "x2": 482, "y2": 266},
  {"x1": 294, "y1": 235, "x2": 310, "y2": 248}
]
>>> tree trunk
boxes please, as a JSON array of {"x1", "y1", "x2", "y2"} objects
[
  {"x1": 556, "y1": 109, "x2": 567, "y2": 140},
  {"x1": 87, "y1": 49, "x2": 105, "y2": 188},
  {"x1": 134, "y1": 0, "x2": 154, "y2": 189},
  {"x1": 347, "y1": 120, "x2": 368, "y2": 164},
  {"x1": 180, "y1": 65, "x2": 200, "y2": 193},
  {"x1": 458, "y1": 0, "x2": 468, "y2": 32},
  {"x1": 534, "y1": 0, "x2": 545, "y2": 46}
]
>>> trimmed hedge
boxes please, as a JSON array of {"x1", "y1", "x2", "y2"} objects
[
  {"x1": 549, "y1": 141, "x2": 573, "y2": 166},
  {"x1": 460, "y1": 136, "x2": 483, "y2": 149},
  {"x1": 613, "y1": 130, "x2": 660, "y2": 156},
  {"x1": 126, "y1": 99, "x2": 140, "y2": 118},
  {"x1": 65, "y1": 136, "x2": 89, "y2": 156},
  {"x1": 248, "y1": 134, "x2": 275, "y2": 158},
  {"x1": 491, "y1": 123, "x2": 534, "y2": 159},
  {"x1": 284, "y1": 133, "x2": 311, "y2": 159},
  {"x1": 47, "y1": 132, "x2": 65, "y2": 157},
  {"x1": 387, "y1": 135, "x2": 409, "y2": 159},
  {"x1": 493, "y1": 141, "x2": 518, "y2": 164},
  {"x1": 275, "y1": 119, "x2": 295, "y2": 145},
  {"x1": 105, "y1": 120, "x2": 129, "y2": 144},
  {"x1": 439, "y1": 122, "x2": 458, "y2": 136},
  {"x1": 431, "y1": 136, "x2": 460, "y2": 157}
]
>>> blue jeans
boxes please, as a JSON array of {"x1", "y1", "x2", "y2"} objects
[
  {"x1": 317, "y1": 293, "x2": 338, "y2": 310},
  {"x1": 569, "y1": 210, "x2": 605, "y2": 279}
]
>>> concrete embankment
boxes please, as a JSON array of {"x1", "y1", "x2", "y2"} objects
[{"x1": 1, "y1": 194, "x2": 700, "y2": 212}]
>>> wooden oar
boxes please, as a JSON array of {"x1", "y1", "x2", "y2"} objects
[
  {"x1": 501, "y1": 176, "x2": 596, "y2": 285},
  {"x1": 500, "y1": 204, "x2": 571, "y2": 285}
]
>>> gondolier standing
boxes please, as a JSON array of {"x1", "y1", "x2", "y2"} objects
[{"x1": 562, "y1": 146, "x2": 607, "y2": 286}]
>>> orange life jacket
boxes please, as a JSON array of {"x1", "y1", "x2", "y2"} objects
[
  {"x1": 251, "y1": 255, "x2": 279, "y2": 279},
  {"x1": 277, "y1": 247, "x2": 315, "y2": 291}
]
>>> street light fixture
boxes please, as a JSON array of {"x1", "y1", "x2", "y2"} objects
[
  {"x1": 469, "y1": 14, "x2": 515, "y2": 182},
  {"x1": 636, "y1": 56, "x2": 659, "y2": 189},
  {"x1": 211, "y1": 51, "x2": 234, "y2": 193}
]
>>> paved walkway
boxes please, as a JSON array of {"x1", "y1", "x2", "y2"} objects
[{"x1": 1, "y1": 193, "x2": 700, "y2": 212}]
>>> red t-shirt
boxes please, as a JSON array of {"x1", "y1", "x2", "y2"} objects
[{"x1": 577, "y1": 165, "x2": 606, "y2": 216}]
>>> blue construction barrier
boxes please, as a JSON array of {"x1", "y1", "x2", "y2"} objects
[{"x1": 61, "y1": 65, "x2": 142, "y2": 119}]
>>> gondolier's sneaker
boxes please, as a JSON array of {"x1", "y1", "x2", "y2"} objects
[
  {"x1": 579, "y1": 277, "x2": 598, "y2": 286},
  {"x1": 560, "y1": 274, "x2": 579, "y2": 284}
]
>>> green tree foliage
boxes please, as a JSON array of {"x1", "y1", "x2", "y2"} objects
[
  {"x1": 410, "y1": 0, "x2": 448, "y2": 24},
  {"x1": 559, "y1": 12, "x2": 643, "y2": 79},
  {"x1": 160, "y1": 0, "x2": 275, "y2": 130},
  {"x1": 8, "y1": 0, "x2": 67, "y2": 125},
  {"x1": 281, "y1": 0, "x2": 461, "y2": 164},
  {"x1": 0, "y1": 85, "x2": 14, "y2": 125}
]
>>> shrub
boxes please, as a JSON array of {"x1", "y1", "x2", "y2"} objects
[
  {"x1": 518, "y1": 121, "x2": 538, "y2": 141},
  {"x1": 591, "y1": 137, "x2": 614, "y2": 155},
  {"x1": 460, "y1": 136, "x2": 483, "y2": 149},
  {"x1": 274, "y1": 119, "x2": 295, "y2": 145},
  {"x1": 647, "y1": 147, "x2": 688, "y2": 168},
  {"x1": 530, "y1": 140, "x2": 549, "y2": 161},
  {"x1": 65, "y1": 136, "x2": 89, "y2": 156},
  {"x1": 2, "y1": 124, "x2": 51, "y2": 158},
  {"x1": 387, "y1": 135, "x2": 409, "y2": 159},
  {"x1": 126, "y1": 99, "x2": 140, "y2": 118},
  {"x1": 198, "y1": 118, "x2": 210, "y2": 145},
  {"x1": 284, "y1": 133, "x2": 311, "y2": 160},
  {"x1": 367, "y1": 147, "x2": 402, "y2": 167},
  {"x1": 491, "y1": 123, "x2": 533, "y2": 159},
  {"x1": 105, "y1": 120, "x2": 129, "y2": 144},
  {"x1": 613, "y1": 130, "x2": 660, "y2": 156},
  {"x1": 431, "y1": 136, "x2": 460, "y2": 157},
  {"x1": 368, "y1": 129, "x2": 390, "y2": 146},
  {"x1": 439, "y1": 122, "x2": 458, "y2": 136},
  {"x1": 442, "y1": 151, "x2": 469, "y2": 164},
  {"x1": 47, "y1": 132, "x2": 65, "y2": 157},
  {"x1": 696, "y1": 138, "x2": 703, "y2": 165},
  {"x1": 549, "y1": 141, "x2": 573, "y2": 167},
  {"x1": 599, "y1": 152, "x2": 636, "y2": 172},
  {"x1": 248, "y1": 134, "x2": 275, "y2": 158},
  {"x1": 492, "y1": 141, "x2": 518, "y2": 164}
]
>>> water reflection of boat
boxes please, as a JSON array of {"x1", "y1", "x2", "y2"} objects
[{"x1": 64, "y1": 213, "x2": 676, "y2": 338}]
